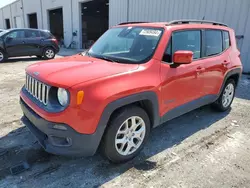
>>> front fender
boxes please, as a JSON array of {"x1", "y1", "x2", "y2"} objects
[
  {"x1": 87, "y1": 91, "x2": 160, "y2": 153},
  {"x1": 99, "y1": 91, "x2": 160, "y2": 129}
]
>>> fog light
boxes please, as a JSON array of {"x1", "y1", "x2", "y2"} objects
[
  {"x1": 50, "y1": 136, "x2": 72, "y2": 147},
  {"x1": 53, "y1": 124, "x2": 67, "y2": 131}
]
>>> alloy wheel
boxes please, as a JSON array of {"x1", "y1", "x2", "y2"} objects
[
  {"x1": 45, "y1": 49, "x2": 54, "y2": 59},
  {"x1": 115, "y1": 116, "x2": 146, "y2": 156},
  {"x1": 0, "y1": 52, "x2": 4, "y2": 62},
  {"x1": 222, "y1": 83, "x2": 234, "y2": 108}
]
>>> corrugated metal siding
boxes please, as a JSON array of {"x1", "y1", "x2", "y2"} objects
[
  {"x1": 110, "y1": 0, "x2": 250, "y2": 73},
  {"x1": 109, "y1": 0, "x2": 128, "y2": 27}
]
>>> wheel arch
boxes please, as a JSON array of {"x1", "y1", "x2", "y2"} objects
[
  {"x1": 0, "y1": 47, "x2": 7, "y2": 54},
  {"x1": 103, "y1": 91, "x2": 160, "y2": 129},
  {"x1": 94, "y1": 91, "x2": 161, "y2": 151},
  {"x1": 0, "y1": 47, "x2": 8, "y2": 60},
  {"x1": 42, "y1": 46, "x2": 56, "y2": 53},
  {"x1": 219, "y1": 67, "x2": 242, "y2": 96}
]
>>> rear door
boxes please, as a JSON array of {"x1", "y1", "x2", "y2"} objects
[
  {"x1": 23, "y1": 30, "x2": 42, "y2": 55},
  {"x1": 200, "y1": 29, "x2": 229, "y2": 96},
  {"x1": 5, "y1": 30, "x2": 27, "y2": 56}
]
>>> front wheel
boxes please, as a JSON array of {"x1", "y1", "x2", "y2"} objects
[
  {"x1": 212, "y1": 79, "x2": 236, "y2": 111},
  {"x1": 43, "y1": 47, "x2": 56, "y2": 60},
  {"x1": 101, "y1": 106, "x2": 151, "y2": 163},
  {"x1": 0, "y1": 50, "x2": 6, "y2": 63}
]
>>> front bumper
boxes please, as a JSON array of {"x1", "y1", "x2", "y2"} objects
[{"x1": 20, "y1": 98, "x2": 101, "y2": 157}]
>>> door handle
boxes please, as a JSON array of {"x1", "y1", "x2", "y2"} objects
[
  {"x1": 222, "y1": 60, "x2": 230, "y2": 65},
  {"x1": 196, "y1": 67, "x2": 205, "y2": 72}
]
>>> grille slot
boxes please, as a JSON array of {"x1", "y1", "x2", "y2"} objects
[{"x1": 25, "y1": 74, "x2": 50, "y2": 105}]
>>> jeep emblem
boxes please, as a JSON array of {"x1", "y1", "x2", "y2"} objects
[{"x1": 33, "y1": 72, "x2": 39, "y2": 76}]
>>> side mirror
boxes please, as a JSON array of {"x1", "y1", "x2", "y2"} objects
[
  {"x1": 173, "y1": 50, "x2": 193, "y2": 64},
  {"x1": 5, "y1": 36, "x2": 13, "y2": 42}
]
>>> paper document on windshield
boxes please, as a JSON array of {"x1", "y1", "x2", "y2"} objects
[{"x1": 139, "y1": 29, "x2": 162, "y2": 37}]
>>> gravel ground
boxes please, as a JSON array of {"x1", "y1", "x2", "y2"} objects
[{"x1": 0, "y1": 56, "x2": 250, "y2": 188}]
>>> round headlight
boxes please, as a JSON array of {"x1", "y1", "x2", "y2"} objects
[{"x1": 57, "y1": 88, "x2": 69, "y2": 106}]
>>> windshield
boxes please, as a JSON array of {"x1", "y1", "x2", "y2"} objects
[
  {"x1": 0, "y1": 30, "x2": 8, "y2": 37},
  {"x1": 88, "y1": 26, "x2": 164, "y2": 64}
]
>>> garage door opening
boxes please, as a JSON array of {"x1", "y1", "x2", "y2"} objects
[
  {"x1": 48, "y1": 8, "x2": 64, "y2": 42},
  {"x1": 5, "y1": 19, "x2": 10, "y2": 29},
  {"x1": 81, "y1": 0, "x2": 109, "y2": 49},
  {"x1": 28, "y1": 13, "x2": 38, "y2": 29}
]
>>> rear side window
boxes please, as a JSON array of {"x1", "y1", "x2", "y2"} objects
[
  {"x1": 41, "y1": 31, "x2": 53, "y2": 39},
  {"x1": 25, "y1": 30, "x2": 40, "y2": 38},
  {"x1": 223, "y1": 31, "x2": 230, "y2": 50},
  {"x1": 205, "y1": 30, "x2": 223, "y2": 57}
]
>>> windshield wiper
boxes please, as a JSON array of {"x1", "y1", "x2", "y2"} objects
[
  {"x1": 86, "y1": 52, "x2": 117, "y2": 63},
  {"x1": 80, "y1": 51, "x2": 88, "y2": 56},
  {"x1": 97, "y1": 55, "x2": 116, "y2": 63}
]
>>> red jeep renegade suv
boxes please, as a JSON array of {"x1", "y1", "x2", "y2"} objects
[{"x1": 20, "y1": 20, "x2": 242, "y2": 163}]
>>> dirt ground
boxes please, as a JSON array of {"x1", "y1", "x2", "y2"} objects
[{"x1": 0, "y1": 56, "x2": 250, "y2": 188}]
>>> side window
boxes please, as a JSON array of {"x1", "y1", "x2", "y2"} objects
[
  {"x1": 25, "y1": 30, "x2": 40, "y2": 38},
  {"x1": 162, "y1": 39, "x2": 172, "y2": 62},
  {"x1": 223, "y1": 31, "x2": 230, "y2": 50},
  {"x1": 173, "y1": 30, "x2": 201, "y2": 59},
  {"x1": 41, "y1": 31, "x2": 53, "y2": 39},
  {"x1": 205, "y1": 30, "x2": 223, "y2": 57},
  {"x1": 162, "y1": 30, "x2": 201, "y2": 62},
  {"x1": 41, "y1": 31, "x2": 49, "y2": 38},
  {"x1": 5, "y1": 31, "x2": 25, "y2": 39}
]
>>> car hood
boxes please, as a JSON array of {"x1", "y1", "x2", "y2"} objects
[{"x1": 26, "y1": 55, "x2": 139, "y2": 88}]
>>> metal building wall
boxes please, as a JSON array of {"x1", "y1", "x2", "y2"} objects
[
  {"x1": 109, "y1": 0, "x2": 128, "y2": 27},
  {"x1": 110, "y1": 0, "x2": 250, "y2": 73}
]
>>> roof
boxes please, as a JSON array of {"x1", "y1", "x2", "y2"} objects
[
  {"x1": 116, "y1": 20, "x2": 230, "y2": 30},
  {"x1": 6, "y1": 28, "x2": 49, "y2": 32},
  {"x1": 0, "y1": 0, "x2": 18, "y2": 10}
]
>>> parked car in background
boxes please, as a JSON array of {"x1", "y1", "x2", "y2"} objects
[{"x1": 0, "y1": 28, "x2": 59, "y2": 63}]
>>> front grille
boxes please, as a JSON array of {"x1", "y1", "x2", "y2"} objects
[{"x1": 25, "y1": 74, "x2": 50, "y2": 105}]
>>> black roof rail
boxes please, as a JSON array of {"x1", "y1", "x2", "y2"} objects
[
  {"x1": 118, "y1": 22, "x2": 148, "y2": 25},
  {"x1": 168, "y1": 20, "x2": 228, "y2": 27}
]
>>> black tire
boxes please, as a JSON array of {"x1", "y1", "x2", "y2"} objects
[
  {"x1": 0, "y1": 50, "x2": 6, "y2": 63},
  {"x1": 101, "y1": 106, "x2": 151, "y2": 163},
  {"x1": 43, "y1": 47, "x2": 56, "y2": 60},
  {"x1": 212, "y1": 79, "x2": 236, "y2": 112}
]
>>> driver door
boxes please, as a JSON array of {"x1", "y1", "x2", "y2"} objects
[
  {"x1": 5, "y1": 30, "x2": 27, "y2": 57},
  {"x1": 160, "y1": 30, "x2": 204, "y2": 120}
]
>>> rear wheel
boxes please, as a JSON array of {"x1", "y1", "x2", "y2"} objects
[
  {"x1": 101, "y1": 106, "x2": 151, "y2": 163},
  {"x1": 0, "y1": 50, "x2": 6, "y2": 63},
  {"x1": 43, "y1": 47, "x2": 55, "y2": 60},
  {"x1": 212, "y1": 79, "x2": 236, "y2": 111}
]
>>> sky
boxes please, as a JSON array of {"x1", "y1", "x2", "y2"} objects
[{"x1": 0, "y1": 0, "x2": 16, "y2": 8}]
